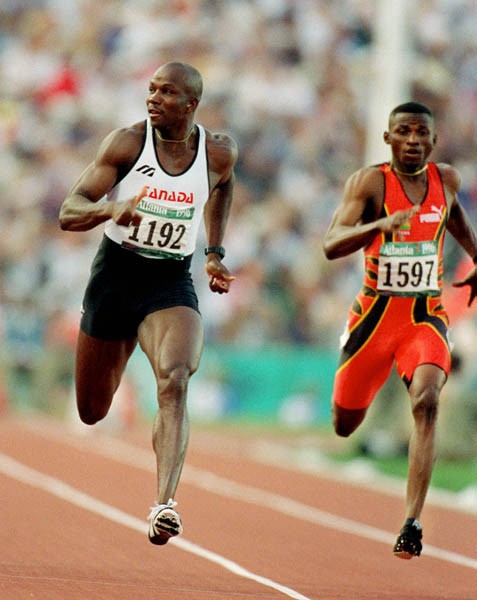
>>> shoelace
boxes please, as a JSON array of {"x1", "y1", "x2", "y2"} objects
[{"x1": 148, "y1": 498, "x2": 177, "y2": 520}]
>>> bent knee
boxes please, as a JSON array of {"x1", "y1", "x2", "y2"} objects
[
  {"x1": 334, "y1": 422, "x2": 354, "y2": 438},
  {"x1": 77, "y1": 405, "x2": 106, "y2": 425},
  {"x1": 332, "y1": 403, "x2": 367, "y2": 437},
  {"x1": 333, "y1": 417, "x2": 359, "y2": 438},
  {"x1": 79, "y1": 412, "x2": 101, "y2": 426},
  {"x1": 76, "y1": 392, "x2": 112, "y2": 425}
]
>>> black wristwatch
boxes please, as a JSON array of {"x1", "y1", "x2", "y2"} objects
[{"x1": 204, "y1": 246, "x2": 225, "y2": 259}]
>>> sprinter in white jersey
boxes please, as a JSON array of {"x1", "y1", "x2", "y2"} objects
[{"x1": 59, "y1": 62, "x2": 238, "y2": 546}]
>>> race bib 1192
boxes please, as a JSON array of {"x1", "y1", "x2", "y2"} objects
[{"x1": 122, "y1": 205, "x2": 195, "y2": 259}]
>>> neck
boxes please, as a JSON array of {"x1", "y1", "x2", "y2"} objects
[
  {"x1": 155, "y1": 125, "x2": 195, "y2": 144},
  {"x1": 390, "y1": 162, "x2": 428, "y2": 177}
]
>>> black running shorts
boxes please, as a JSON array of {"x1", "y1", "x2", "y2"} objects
[{"x1": 80, "y1": 235, "x2": 200, "y2": 339}]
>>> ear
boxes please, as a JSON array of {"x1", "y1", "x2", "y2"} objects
[
  {"x1": 187, "y1": 98, "x2": 199, "y2": 113},
  {"x1": 383, "y1": 131, "x2": 391, "y2": 145}
]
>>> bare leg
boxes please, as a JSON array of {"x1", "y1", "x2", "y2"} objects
[
  {"x1": 138, "y1": 306, "x2": 203, "y2": 503},
  {"x1": 405, "y1": 363, "x2": 446, "y2": 520},
  {"x1": 75, "y1": 330, "x2": 137, "y2": 425}
]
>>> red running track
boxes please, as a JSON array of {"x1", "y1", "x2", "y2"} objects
[{"x1": 1, "y1": 415, "x2": 476, "y2": 600}]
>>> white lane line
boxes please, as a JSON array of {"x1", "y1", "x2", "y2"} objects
[
  {"x1": 249, "y1": 440, "x2": 477, "y2": 516},
  {"x1": 184, "y1": 466, "x2": 477, "y2": 571},
  {"x1": 25, "y1": 417, "x2": 477, "y2": 516},
  {"x1": 15, "y1": 422, "x2": 477, "y2": 571},
  {"x1": 38, "y1": 431, "x2": 477, "y2": 572},
  {"x1": 0, "y1": 452, "x2": 311, "y2": 600}
]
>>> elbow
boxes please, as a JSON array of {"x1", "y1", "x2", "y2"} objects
[
  {"x1": 322, "y1": 240, "x2": 339, "y2": 260},
  {"x1": 58, "y1": 213, "x2": 68, "y2": 231},
  {"x1": 323, "y1": 248, "x2": 338, "y2": 261},
  {"x1": 58, "y1": 205, "x2": 73, "y2": 231}
]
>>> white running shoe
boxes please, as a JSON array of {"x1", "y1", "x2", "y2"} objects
[{"x1": 148, "y1": 498, "x2": 183, "y2": 545}]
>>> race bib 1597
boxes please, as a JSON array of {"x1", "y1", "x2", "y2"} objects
[{"x1": 377, "y1": 241, "x2": 440, "y2": 296}]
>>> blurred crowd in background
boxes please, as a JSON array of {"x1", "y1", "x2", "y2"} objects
[{"x1": 1, "y1": 0, "x2": 477, "y2": 452}]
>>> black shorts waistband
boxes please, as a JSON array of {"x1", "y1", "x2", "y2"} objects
[{"x1": 100, "y1": 234, "x2": 193, "y2": 273}]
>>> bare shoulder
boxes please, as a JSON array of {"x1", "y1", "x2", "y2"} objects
[
  {"x1": 344, "y1": 165, "x2": 384, "y2": 197},
  {"x1": 204, "y1": 129, "x2": 238, "y2": 175},
  {"x1": 98, "y1": 120, "x2": 146, "y2": 167},
  {"x1": 435, "y1": 162, "x2": 461, "y2": 194}
]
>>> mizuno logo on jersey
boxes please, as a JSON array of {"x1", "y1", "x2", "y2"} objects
[
  {"x1": 142, "y1": 185, "x2": 194, "y2": 204},
  {"x1": 136, "y1": 164, "x2": 156, "y2": 177}
]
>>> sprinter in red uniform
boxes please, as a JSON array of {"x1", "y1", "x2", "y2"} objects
[{"x1": 324, "y1": 102, "x2": 477, "y2": 559}]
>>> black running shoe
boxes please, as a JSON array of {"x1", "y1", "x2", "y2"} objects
[{"x1": 393, "y1": 518, "x2": 423, "y2": 559}]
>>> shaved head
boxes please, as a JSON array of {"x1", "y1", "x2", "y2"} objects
[{"x1": 155, "y1": 62, "x2": 203, "y2": 102}]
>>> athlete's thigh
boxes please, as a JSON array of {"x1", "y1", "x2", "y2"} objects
[
  {"x1": 333, "y1": 351, "x2": 393, "y2": 410},
  {"x1": 333, "y1": 330, "x2": 395, "y2": 410},
  {"x1": 137, "y1": 306, "x2": 204, "y2": 378},
  {"x1": 394, "y1": 323, "x2": 451, "y2": 387},
  {"x1": 333, "y1": 294, "x2": 398, "y2": 410},
  {"x1": 75, "y1": 329, "x2": 137, "y2": 402}
]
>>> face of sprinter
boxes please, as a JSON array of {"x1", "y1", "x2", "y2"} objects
[
  {"x1": 384, "y1": 113, "x2": 436, "y2": 172},
  {"x1": 146, "y1": 64, "x2": 197, "y2": 129}
]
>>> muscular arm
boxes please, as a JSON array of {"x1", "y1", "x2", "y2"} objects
[
  {"x1": 203, "y1": 133, "x2": 238, "y2": 247},
  {"x1": 59, "y1": 127, "x2": 143, "y2": 231},
  {"x1": 442, "y1": 165, "x2": 477, "y2": 258},
  {"x1": 323, "y1": 167, "x2": 419, "y2": 260},
  {"x1": 203, "y1": 171, "x2": 235, "y2": 250},
  {"x1": 203, "y1": 132, "x2": 238, "y2": 293},
  {"x1": 441, "y1": 163, "x2": 477, "y2": 305}
]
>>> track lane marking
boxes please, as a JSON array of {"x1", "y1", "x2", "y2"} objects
[
  {"x1": 0, "y1": 452, "x2": 311, "y2": 600},
  {"x1": 9, "y1": 421, "x2": 477, "y2": 571},
  {"x1": 22, "y1": 417, "x2": 477, "y2": 516},
  {"x1": 28, "y1": 428, "x2": 477, "y2": 572}
]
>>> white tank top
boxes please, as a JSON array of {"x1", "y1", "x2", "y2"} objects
[{"x1": 104, "y1": 119, "x2": 210, "y2": 259}]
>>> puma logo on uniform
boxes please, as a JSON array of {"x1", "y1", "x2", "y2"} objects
[{"x1": 420, "y1": 205, "x2": 444, "y2": 223}]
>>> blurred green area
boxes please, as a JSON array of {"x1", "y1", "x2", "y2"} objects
[
  {"x1": 192, "y1": 419, "x2": 477, "y2": 494},
  {"x1": 329, "y1": 451, "x2": 477, "y2": 493},
  {"x1": 1, "y1": 343, "x2": 337, "y2": 425}
]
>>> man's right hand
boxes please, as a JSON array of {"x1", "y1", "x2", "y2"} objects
[
  {"x1": 111, "y1": 186, "x2": 148, "y2": 227},
  {"x1": 378, "y1": 205, "x2": 420, "y2": 234}
]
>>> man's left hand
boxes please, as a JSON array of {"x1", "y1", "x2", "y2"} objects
[
  {"x1": 452, "y1": 266, "x2": 477, "y2": 306},
  {"x1": 205, "y1": 257, "x2": 235, "y2": 294}
]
